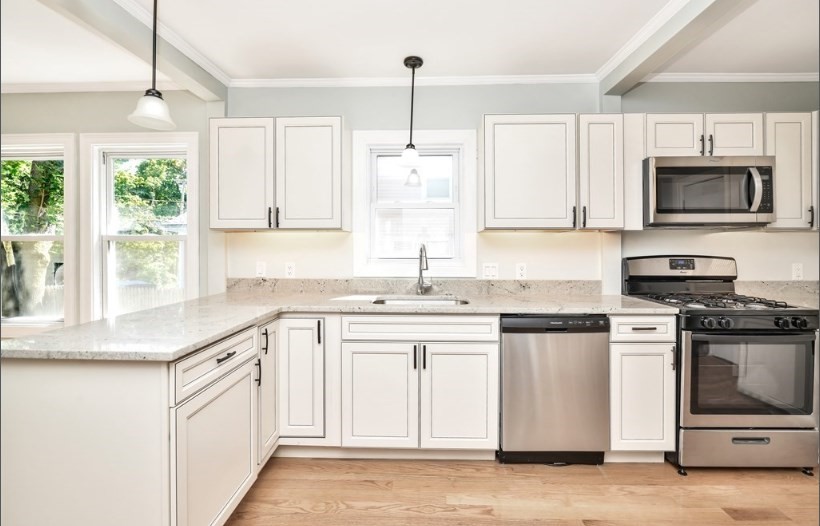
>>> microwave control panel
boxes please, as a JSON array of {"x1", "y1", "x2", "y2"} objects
[{"x1": 756, "y1": 166, "x2": 773, "y2": 213}]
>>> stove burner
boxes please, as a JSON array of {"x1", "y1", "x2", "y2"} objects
[{"x1": 647, "y1": 293, "x2": 793, "y2": 310}]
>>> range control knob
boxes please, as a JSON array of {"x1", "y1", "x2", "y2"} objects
[
  {"x1": 700, "y1": 317, "x2": 717, "y2": 329},
  {"x1": 775, "y1": 317, "x2": 791, "y2": 330},
  {"x1": 718, "y1": 317, "x2": 734, "y2": 329},
  {"x1": 791, "y1": 317, "x2": 809, "y2": 329}
]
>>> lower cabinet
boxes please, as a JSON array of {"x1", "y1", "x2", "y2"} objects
[
  {"x1": 257, "y1": 319, "x2": 279, "y2": 465},
  {"x1": 341, "y1": 341, "x2": 499, "y2": 450},
  {"x1": 609, "y1": 342, "x2": 676, "y2": 451},
  {"x1": 174, "y1": 359, "x2": 258, "y2": 526},
  {"x1": 278, "y1": 318, "x2": 325, "y2": 438}
]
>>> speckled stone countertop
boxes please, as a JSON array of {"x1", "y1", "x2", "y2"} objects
[{"x1": 0, "y1": 290, "x2": 676, "y2": 362}]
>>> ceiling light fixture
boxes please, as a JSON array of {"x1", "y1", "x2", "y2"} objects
[
  {"x1": 128, "y1": 0, "x2": 176, "y2": 130},
  {"x1": 400, "y1": 56, "x2": 423, "y2": 168}
]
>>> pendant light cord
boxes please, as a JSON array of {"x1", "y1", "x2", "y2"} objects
[
  {"x1": 151, "y1": 0, "x2": 158, "y2": 92},
  {"x1": 408, "y1": 65, "x2": 416, "y2": 147}
]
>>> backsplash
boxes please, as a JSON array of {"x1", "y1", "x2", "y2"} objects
[
  {"x1": 735, "y1": 281, "x2": 819, "y2": 308},
  {"x1": 227, "y1": 278, "x2": 602, "y2": 296}
]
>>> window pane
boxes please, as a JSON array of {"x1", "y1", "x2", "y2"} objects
[
  {"x1": 111, "y1": 158, "x2": 188, "y2": 235},
  {"x1": 373, "y1": 208, "x2": 454, "y2": 259},
  {"x1": 1, "y1": 159, "x2": 65, "y2": 235},
  {"x1": 108, "y1": 240, "x2": 184, "y2": 316},
  {"x1": 1, "y1": 240, "x2": 64, "y2": 322},
  {"x1": 375, "y1": 155, "x2": 454, "y2": 203}
]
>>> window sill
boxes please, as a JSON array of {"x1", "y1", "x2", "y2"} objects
[{"x1": 0, "y1": 321, "x2": 65, "y2": 339}]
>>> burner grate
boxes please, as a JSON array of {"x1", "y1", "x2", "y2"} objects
[{"x1": 646, "y1": 292, "x2": 792, "y2": 310}]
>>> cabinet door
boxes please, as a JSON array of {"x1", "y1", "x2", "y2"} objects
[
  {"x1": 609, "y1": 343, "x2": 675, "y2": 451},
  {"x1": 278, "y1": 318, "x2": 325, "y2": 437},
  {"x1": 646, "y1": 114, "x2": 704, "y2": 157},
  {"x1": 420, "y1": 343, "x2": 499, "y2": 450},
  {"x1": 174, "y1": 359, "x2": 257, "y2": 526},
  {"x1": 484, "y1": 114, "x2": 576, "y2": 228},
  {"x1": 341, "y1": 342, "x2": 419, "y2": 448},
  {"x1": 579, "y1": 114, "x2": 624, "y2": 229},
  {"x1": 766, "y1": 113, "x2": 813, "y2": 229},
  {"x1": 258, "y1": 320, "x2": 279, "y2": 465},
  {"x1": 705, "y1": 113, "x2": 764, "y2": 156},
  {"x1": 209, "y1": 118, "x2": 274, "y2": 229},
  {"x1": 811, "y1": 111, "x2": 818, "y2": 231},
  {"x1": 275, "y1": 117, "x2": 342, "y2": 229}
]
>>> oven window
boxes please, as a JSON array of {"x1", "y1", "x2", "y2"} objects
[
  {"x1": 656, "y1": 167, "x2": 753, "y2": 213},
  {"x1": 690, "y1": 335, "x2": 815, "y2": 415}
]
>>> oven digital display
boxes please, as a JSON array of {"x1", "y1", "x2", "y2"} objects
[{"x1": 669, "y1": 258, "x2": 695, "y2": 270}]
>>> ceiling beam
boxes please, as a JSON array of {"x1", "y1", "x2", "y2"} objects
[
  {"x1": 36, "y1": 0, "x2": 227, "y2": 102},
  {"x1": 598, "y1": 0, "x2": 756, "y2": 96}
]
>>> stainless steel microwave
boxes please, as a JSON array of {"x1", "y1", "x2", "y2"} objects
[{"x1": 643, "y1": 156, "x2": 775, "y2": 227}]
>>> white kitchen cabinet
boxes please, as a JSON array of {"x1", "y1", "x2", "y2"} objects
[
  {"x1": 209, "y1": 117, "x2": 274, "y2": 229},
  {"x1": 811, "y1": 110, "x2": 818, "y2": 231},
  {"x1": 646, "y1": 113, "x2": 763, "y2": 157},
  {"x1": 623, "y1": 113, "x2": 646, "y2": 231},
  {"x1": 483, "y1": 114, "x2": 576, "y2": 229},
  {"x1": 174, "y1": 358, "x2": 258, "y2": 526},
  {"x1": 578, "y1": 114, "x2": 624, "y2": 229},
  {"x1": 278, "y1": 318, "x2": 325, "y2": 437},
  {"x1": 257, "y1": 320, "x2": 279, "y2": 465},
  {"x1": 766, "y1": 112, "x2": 813, "y2": 229},
  {"x1": 210, "y1": 116, "x2": 343, "y2": 230}
]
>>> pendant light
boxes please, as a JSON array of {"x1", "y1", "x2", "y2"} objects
[
  {"x1": 400, "y1": 56, "x2": 423, "y2": 169},
  {"x1": 128, "y1": 0, "x2": 176, "y2": 130}
]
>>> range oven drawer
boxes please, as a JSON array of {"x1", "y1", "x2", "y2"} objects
[{"x1": 679, "y1": 429, "x2": 819, "y2": 468}]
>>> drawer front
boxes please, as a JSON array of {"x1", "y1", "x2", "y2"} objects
[
  {"x1": 342, "y1": 315, "x2": 499, "y2": 342},
  {"x1": 173, "y1": 327, "x2": 258, "y2": 404},
  {"x1": 609, "y1": 316, "x2": 676, "y2": 342}
]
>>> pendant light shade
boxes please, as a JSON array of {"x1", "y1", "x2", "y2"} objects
[
  {"x1": 400, "y1": 56, "x2": 423, "y2": 168},
  {"x1": 404, "y1": 168, "x2": 421, "y2": 187},
  {"x1": 128, "y1": 0, "x2": 176, "y2": 130}
]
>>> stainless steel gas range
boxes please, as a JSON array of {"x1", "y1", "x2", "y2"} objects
[{"x1": 623, "y1": 255, "x2": 819, "y2": 475}]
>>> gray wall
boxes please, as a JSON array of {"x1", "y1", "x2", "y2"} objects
[{"x1": 621, "y1": 82, "x2": 820, "y2": 113}]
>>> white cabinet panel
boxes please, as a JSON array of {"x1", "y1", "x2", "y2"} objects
[
  {"x1": 278, "y1": 318, "x2": 325, "y2": 437},
  {"x1": 579, "y1": 114, "x2": 623, "y2": 229},
  {"x1": 623, "y1": 113, "x2": 646, "y2": 231},
  {"x1": 610, "y1": 343, "x2": 676, "y2": 451},
  {"x1": 275, "y1": 117, "x2": 342, "y2": 229},
  {"x1": 341, "y1": 342, "x2": 419, "y2": 448},
  {"x1": 257, "y1": 320, "x2": 279, "y2": 466},
  {"x1": 174, "y1": 359, "x2": 257, "y2": 526},
  {"x1": 812, "y1": 111, "x2": 818, "y2": 231},
  {"x1": 646, "y1": 114, "x2": 704, "y2": 157},
  {"x1": 484, "y1": 114, "x2": 576, "y2": 228},
  {"x1": 420, "y1": 343, "x2": 499, "y2": 450},
  {"x1": 766, "y1": 113, "x2": 812, "y2": 229},
  {"x1": 705, "y1": 113, "x2": 764, "y2": 156},
  {"x1": 209, "y1": 118, "x2": 274, "y2": 229}
]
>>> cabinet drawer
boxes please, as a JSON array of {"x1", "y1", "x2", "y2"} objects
[
  {"x1": 172, "y1": 327, "x2": 258, "y2": 404},
  {"x1": 342, "y1": 315, "x2": 499, "y2": 342},
  {"x1": 609, "y1": 316, "x2": 676, "y2": 342}
]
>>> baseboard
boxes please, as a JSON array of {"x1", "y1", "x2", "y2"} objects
[
  {"x1": 274, "y1": 445, "x2": 496, "y2": 460},
  {"x1": 604, "y1": 451, "x2": 666, "y2": 463}
]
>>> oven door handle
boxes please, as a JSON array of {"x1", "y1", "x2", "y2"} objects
[{"x1": 747, "y1": 167, "x2": 763, "y2": 213}]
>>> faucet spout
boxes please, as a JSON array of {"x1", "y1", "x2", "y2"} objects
[{"x1": 417, "y1": 244, "x2": 432, "y2": 295}]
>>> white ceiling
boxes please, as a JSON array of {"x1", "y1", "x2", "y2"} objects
[{"x1": 0, "y1": 0, "x2": 817, "y2": 93}]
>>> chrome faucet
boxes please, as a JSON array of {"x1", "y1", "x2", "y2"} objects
[{"x1": 417, "y1": 244, "x2": 433, "y2": 295}]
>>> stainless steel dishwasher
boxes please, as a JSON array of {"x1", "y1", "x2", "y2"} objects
[{"x1": 498, "y1": 314, "x2": 610, "y2": 464}]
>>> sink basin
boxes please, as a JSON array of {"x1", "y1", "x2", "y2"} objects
[{"x1": 372, "y1": 295, "x2": 470, "y2": 306}]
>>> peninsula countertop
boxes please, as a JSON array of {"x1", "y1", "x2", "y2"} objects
[{"x1": 0, "y1": 291, "x2": 677, "y2": 361}]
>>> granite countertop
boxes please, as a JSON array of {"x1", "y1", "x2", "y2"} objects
[{"x1": 0, "y1": 291, "x2": 676, "y2": 362}]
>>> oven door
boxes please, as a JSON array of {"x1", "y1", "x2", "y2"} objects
[{"x1": 681, "y1": 330, "x2": 819, "y2": 428}]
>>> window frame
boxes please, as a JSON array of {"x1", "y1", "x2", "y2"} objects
[
  {"x1": 0, "y1": 133, "x2": 77, "y2": 337},
  {"x1": 352, "y1": 130, "x2": 476, "y2": 278}
]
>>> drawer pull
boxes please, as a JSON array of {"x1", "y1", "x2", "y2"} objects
[
  {"x1": 732, "y1": 437, "x2": 770, "y2": 445},
  {"x1": 216, "y1": 351, "x2": 237, "y2": 364},
  {"x1": 631, "y1": 326, "x2": 659, "y2": 331}
]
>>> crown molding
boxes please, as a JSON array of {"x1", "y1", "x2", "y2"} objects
[
  {"x1": 1, "y1": 81, "x2": 180, "y2": 94},
  {"x1": 230, "y1": 74, "x2": 599, "y2": 89},
  {"x1": 642, "y1": 72, "x2": 820, "y2": 83}
]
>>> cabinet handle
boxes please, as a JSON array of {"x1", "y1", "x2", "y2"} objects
[
  {"x1": 255, "y1": 358, "x2": 262, "y2": 386},
  {"x1": 699, "y1": 134, "x2": 705, "y2": 156},
  {"x1": 708, "y1": 134, "x2": 714, "y2": 156},
  {"x1": 671, "y1": 345, "x2": 676, "y2": 371},
  {"x1": 423, "y1": 344, "x2": 427, "y2": 369},
  {"x1": 413, "y1": 345, "x2": 417, "y2": 370},
  {"x1": 809, "y1": 206, "x2": 815, "y2": 227},
  {"x1": 631, "y1": 326, "x2": 658, "y2": 331},
  {"x1": 276, "y1": 207, "x2": 280, "y2": 228},
  {"x1": 582, "y1": 206, "x2": 587, "y2": 228},
  {"x1": 216, "y1": 350, "x2": 236, "y2": 364},
  {"x1": 572, "y1": 205, "x2": 577, "y2": 228},
  {"x1": 317, "y1": 320, "x2": 322, "y2": 344},
  {"x1": 267, "y1": 207, "x2": 272, "y2": 228},
  {"x1": 262, "y1": 328, "x2": 269, "y2": 354}
]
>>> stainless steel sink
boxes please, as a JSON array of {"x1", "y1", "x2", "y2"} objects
[{"x1": 371, "y1": 296, "x2": 469, "y2": 305}]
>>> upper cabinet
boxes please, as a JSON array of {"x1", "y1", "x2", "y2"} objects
[
  {"x1": 578, "y1": 114, "x2": 624, "y2": 230},
  {"x1": 646, "y1": 113, "x2": 763, "y2": 157},
  {"x1": 813, "y1": 111, "x2": 819, "y2": 231},
  {"x1": 483, "y1": 114, "x2": 577, "y2": 229},
  {"x1": 765, "y1": 113, "x2": 813, "y2": 229},
  {"x1": 210, "y1": 116, "x2": 343, "y2": 230}
]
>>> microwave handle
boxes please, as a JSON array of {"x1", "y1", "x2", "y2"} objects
[{"x1": 747, "y1": 167, "x2": 763, "y2": 213}]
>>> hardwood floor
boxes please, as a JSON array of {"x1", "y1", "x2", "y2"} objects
[{"x1": 226, "y1": 458, "x2": 819, "y2": 525}]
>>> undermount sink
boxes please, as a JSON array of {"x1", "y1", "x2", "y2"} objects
[{"x1": 371, "y1": 295, "x2": 470, "y2": 306}]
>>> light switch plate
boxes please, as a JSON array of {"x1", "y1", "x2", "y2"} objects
[
  {"x1": 515, "y1": 263, "x2": 527, "y2": 280},
  {"x1": 285, "y1": 262, "x2": 296, "y2": 278},
  {"x1": 255, "y1": 261, "x2": 266, "y2": 278},
  {"x1": 482, "y1": 263, "x2": 499, "y2": 279},
  {"x1": 792, "y1": 263, "x2": 804, "y2": 281}
]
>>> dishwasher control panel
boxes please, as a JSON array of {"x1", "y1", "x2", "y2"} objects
[{"x1": 501, "y1": 315, "x2": 610, "y2": 332}]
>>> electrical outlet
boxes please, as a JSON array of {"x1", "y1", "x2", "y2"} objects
[
  {"x1": 255, "y1": 261, "x2": 266, "y2": 278},
  {"x1": 792, "y1": 263, "x2": 804, "y2": 281},
  {"x1": 515, "y1": 263, "x2": 527, "y2": 280},
  {"x1": 285, "y1": 262, "x2": 296, "y2": 278},
  {"x1": 482, "y1": 263, "x2": 499, "y2": 279}
]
